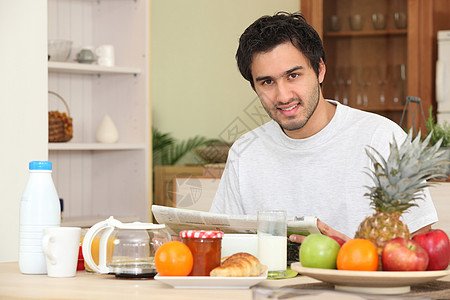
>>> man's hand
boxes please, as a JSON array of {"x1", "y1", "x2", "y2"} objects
[{"x1": 289, "y1": 219, "x2": 351, "y2": 244}]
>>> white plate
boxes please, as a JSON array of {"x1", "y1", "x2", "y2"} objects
[
  {"x1": 291, "y1": 262, "x2": 450, "y2": 295},
  {"x1": 154, "y1": 271, "x2": 267, "y2": 289}
]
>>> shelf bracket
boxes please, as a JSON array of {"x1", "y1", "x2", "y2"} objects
[{"x1": 399, "y1": 96, "x2": 426, "y2": 136}]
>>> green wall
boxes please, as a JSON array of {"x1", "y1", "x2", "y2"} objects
[{"x1": 151, "y1": 0, "x2": 300, "y2": 145}]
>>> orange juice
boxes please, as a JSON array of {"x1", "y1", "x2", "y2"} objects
[{"x1": 81, "y1": 234, "x2": 115, "y2": 272}]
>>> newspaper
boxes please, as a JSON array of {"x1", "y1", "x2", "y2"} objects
[{"x1": 151, "y1": 205, "x2": 321, "y2": 235}]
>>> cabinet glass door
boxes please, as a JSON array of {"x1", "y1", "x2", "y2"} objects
[{"x1": 321, "y1": 0, "x2": 407, "y2": 124}]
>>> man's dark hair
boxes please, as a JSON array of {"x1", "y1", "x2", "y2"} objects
[{"x1": 236, "y1": 12, "x2": 326, "y2": 88}]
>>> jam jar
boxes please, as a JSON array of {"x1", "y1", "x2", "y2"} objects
[{"x1": 180, "y1": 230, "x2": 223, "y2": 276}]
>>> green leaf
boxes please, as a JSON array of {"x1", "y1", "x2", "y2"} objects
[{"x1": 152, "y1": 127, "x2": 220, "y2": 166}]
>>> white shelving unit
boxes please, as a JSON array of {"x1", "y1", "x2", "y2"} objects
[
  {"x1": 49, "y1": 143, "x2": 146, "y2": 151},
  {"x1": 48, "y1": 61, "x2": 141, "y2": 75},
  {"x1": 48, "y1": 0, "x2": 150, "y2": 227}
]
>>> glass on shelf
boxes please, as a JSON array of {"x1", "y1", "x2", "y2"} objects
[
  {"x1": 372, "y1": 13, "x2": 387, "y2": 30},
  {"x1": 354, "y1": 66, "x2": 364, "y2": 107},
  {"x1": 394, "y1": 12, "x2": 407, "y2": 29},
  {"x1": 377, "y1": 64, "x2": 388, "y2": 106},
  {"x1": 349, "y1": 14, "x2": 364, "y2": 31},
  {"x1": 340, "y1": 66, "x2": 351, "y2": 106},
  {"x1": 391, "y1": 64, "x2": 407, "y2": 106},
  {"x1": 332, "y1": 66, "x2": 351, "y2": 106},
  {"x1": 329, "y1": 15, "x2": 341, "y2": 32},
  {"x1": 332, "y1": 66, "x2": 341, "y2": 102},
  {"x1": 363, "y1": 67, "x2": 372, "y2": 107},
  {"x1": 355, "y1": 65, "x2": 372, "y2": 107}
]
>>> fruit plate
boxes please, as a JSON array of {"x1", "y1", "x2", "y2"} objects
[
  {"x1": 291, "y1": 262, "x2": 450, "y2": 295},
  {"x1": 154, "y1": 270, "x2": 267, "y2": 289}
]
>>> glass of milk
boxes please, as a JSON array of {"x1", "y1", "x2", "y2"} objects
[{"x1": 257, "y1": 210, "x2": 287, "y2": 278}]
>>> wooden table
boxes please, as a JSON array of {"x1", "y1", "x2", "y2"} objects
[
  {"x1": 0, "y1": 262, "x2": 317, "y2": 300},
  {"x1": 2, "y1": 262, "x2": 450, "y2": 299}
]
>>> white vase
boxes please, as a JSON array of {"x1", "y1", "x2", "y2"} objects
[{"x1": 96, "y1": 114, "x2": 119, "y2": 143}]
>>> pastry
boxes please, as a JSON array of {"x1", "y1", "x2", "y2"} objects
[{"x1": 210, "y1": 252, "x2": 267, "y2": 277}]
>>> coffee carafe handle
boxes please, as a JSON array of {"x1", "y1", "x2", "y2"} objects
[{"x1": 82, "y1": 216, "x2": 119, "y2": 273}]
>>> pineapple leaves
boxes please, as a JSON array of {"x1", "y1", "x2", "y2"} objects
[{"x1": 364, "y1": 129, "x2": 450, "y2": 213}]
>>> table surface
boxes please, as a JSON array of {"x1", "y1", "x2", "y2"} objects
[
  {"x1": 2, "y1": 262, "x2": 450, "y2": 300},
  {"x1": 0, "y1": 262, "x2": 318, "y2": 300}
]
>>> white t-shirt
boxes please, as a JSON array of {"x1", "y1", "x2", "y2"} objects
[{"x1": 210, "y1": 101, "x2": 438, "y2": 238}]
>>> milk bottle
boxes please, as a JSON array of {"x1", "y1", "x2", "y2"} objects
[{"x1": 19, "y1": 161, "x2": 60, "y2": 274}]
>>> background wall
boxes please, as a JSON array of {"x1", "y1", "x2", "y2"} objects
[
  {"x1": 151, "y1": 0, "x2": 300, "y2": 146},
  {"x1": 0, "y1": 0, "x2": 300, "y2": 262},
  {"x1": 0, "y1": 0, "x2": 48, "y2": 262}
]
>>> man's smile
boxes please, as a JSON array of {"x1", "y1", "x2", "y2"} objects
[
  {"x1": 277, "y1": 102, "x2": 301, "y2": 117},
  {"x1": 279, "y1": 103, "x2": 298, "y2": 111}
]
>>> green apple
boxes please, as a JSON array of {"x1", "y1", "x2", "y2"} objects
[{"x1": 299, "y1": 234, "x2": 340, "y2": 269}]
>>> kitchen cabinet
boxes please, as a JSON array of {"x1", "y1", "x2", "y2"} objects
[
  {"x1": 301, "y1": 0, "x2": 450, "y2": 132},
  {"x1": 47, "y1": 0, "x2": 151, "y2": 225}
]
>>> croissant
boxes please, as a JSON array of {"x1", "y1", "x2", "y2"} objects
[{"x1": 210, "y1": 252, "x2": 267, "y2": 277}]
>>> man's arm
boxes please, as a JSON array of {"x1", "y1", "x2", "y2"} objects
[
  {"x1": 290, "y1": 222, "x2": 433, "y2": 244},
  {"x1": 289, "y1": 219, "x2": 351, "y2": 244}
]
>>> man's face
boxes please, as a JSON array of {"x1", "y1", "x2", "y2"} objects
[{"x1": 251, "y1": 42, "x2": 325, "y2": 136}]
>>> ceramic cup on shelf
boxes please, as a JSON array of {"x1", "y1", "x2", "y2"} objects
[
  {"x1": 394, "y1": 12, "x2": 407, "y2": 29},
  {"x1": 349, "y1": 14, "x2": 363, "y2": 31},
  {"x1": 372, "y1": 13, "x2": 386, "y2": 30},
  {"x1": 95, "y1": 45, "x2": 115, "y2": 67},
  {"x1": 329, "y1": 15, "x2": 341, "y2": 32}
]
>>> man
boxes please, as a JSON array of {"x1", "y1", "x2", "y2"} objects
[{"x1": 209, "y1": 12, "x2": 437, "y2": 243}]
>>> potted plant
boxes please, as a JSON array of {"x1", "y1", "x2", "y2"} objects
[
  {"x1": 152, "y1": 127, "x2": 219, "y2": 166},
  {"x1": 425, "y1": 107, "x2": 450, "y2": 176},
  {"x1": 152, "y1": 127, "x2": 222, "y2": 207}
]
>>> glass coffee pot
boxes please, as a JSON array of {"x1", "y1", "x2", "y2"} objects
[{"x1": 82, "y1": 216, "x2": 171, "y2": 278}]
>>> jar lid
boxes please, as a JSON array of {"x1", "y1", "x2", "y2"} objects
[{"x1": 180, "y1": 230, "x2": 223, "y2": 239}]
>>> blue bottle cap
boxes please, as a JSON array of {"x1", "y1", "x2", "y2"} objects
[{"x1": 29, "y1": 161, "x2": 52, "y2": 170}]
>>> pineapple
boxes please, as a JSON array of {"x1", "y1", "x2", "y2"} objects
[{"x1": 355, "y1": 130, "x2": 449, "y2": 255}]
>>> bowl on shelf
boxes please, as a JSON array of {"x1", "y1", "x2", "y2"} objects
[{"x1": 48, "y1": 39, "x2": 73, "y2": 62}]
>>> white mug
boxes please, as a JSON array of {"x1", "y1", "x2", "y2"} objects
[
  {"x1": 42, "y1": 227, "x2": 81, "y2": 277},
  {"x1": 96, "y1": 45, "x2": 115, "y2": 66},
  {"x1": 97, "y1": 57, "x2": 115, "y2": 67}
]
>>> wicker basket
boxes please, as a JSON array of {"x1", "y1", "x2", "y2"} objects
[
  {"x1": 195, "y1": 142, "x2": 231, "y2": 164},
  {"x1": 48, "y1": 91, "x2": 73, "y2": 142}
]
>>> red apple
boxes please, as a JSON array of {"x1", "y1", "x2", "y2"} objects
[
  {"x1": 412, "y1": 229, "x2": 450, "y2": 271},
  {"x1": 382, "y1": 238, "x2": 429, "y2": 271},
  {"x1": 329, "y1": 236, "x2": 346, "y2": 247}
]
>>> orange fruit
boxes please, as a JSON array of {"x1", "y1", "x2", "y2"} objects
[
  {"x1": 336, "y1": 239, "x2": 378, "y2": 271},
  {"x1": 155, "y1": 241, "x2": 193, "y2": 276}
]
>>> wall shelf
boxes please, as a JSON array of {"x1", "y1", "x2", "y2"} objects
[
  {"x1": 49, "y1": 143, "x2": 146, "y2": 151},
  {"x1": 325, "y1": 29, "x2": 407, "y2": 37},
  {"x1": 359, "y1": 106, "x2": 405, "y2": 112},
  {"x1": 48, "y1": 61, "x2": 141, "y2": 75}
]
